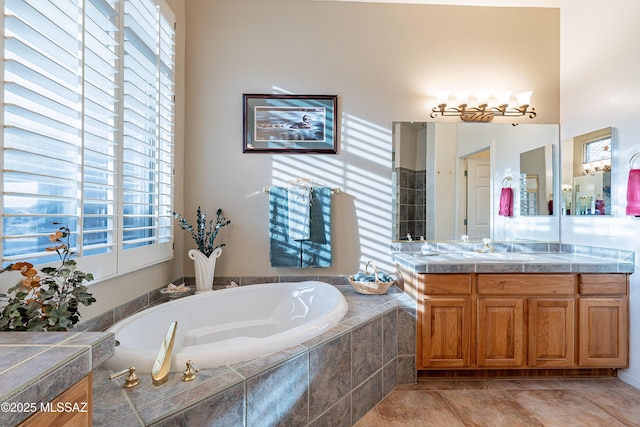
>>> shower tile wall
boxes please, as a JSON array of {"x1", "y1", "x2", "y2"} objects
[{"x1": 395, "y1": 167, "x2": 426, "y2": 239}]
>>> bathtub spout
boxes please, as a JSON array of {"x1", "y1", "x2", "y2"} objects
[{"x1": 152, "y1": 320, "x2": 178, "y2": 385}]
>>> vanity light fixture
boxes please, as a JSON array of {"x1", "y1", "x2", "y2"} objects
[{"x1": 430, "y1": 91, "x2": 537, "y2": 122}]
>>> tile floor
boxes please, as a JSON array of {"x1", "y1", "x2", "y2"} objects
[{"x1": 355, "y1": 377, "x2": 640, "y2": 426}]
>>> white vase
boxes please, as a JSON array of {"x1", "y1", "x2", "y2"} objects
[{"x1": 188, "y1": 247, "x2": 222, "y2": 293}]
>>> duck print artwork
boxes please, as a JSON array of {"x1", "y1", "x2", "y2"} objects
[{"x1": 255, "y1": 106, "x2": 326, "y2": 143}]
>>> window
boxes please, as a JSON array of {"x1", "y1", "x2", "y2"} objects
[{"x1": 1, "y1": 0, "x2": 175, "y2": 280}]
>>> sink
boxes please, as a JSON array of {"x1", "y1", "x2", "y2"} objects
[{"x1": 460, "y1": 252, "x2": 534, "y2": 261}]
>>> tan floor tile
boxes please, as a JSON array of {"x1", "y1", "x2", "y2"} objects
[
  {"x1": 493, "y1": 378, "x2": 566, "y2": 390},
  {"x1": 509, "y1": 389, "x2": 627, "y2": 427},
  {"x1": 576, "y1": 386, "x2": 640, "y2": 427},
  {"x1": 373, "y1": 390, "x2": 464, "y2": 427},
  {"x1": 440, "y1": 389, "x2": 543, "y2": 427},
  {"x1": 353, "y1": 408, "x2": 386, "y2": 427},
  {"x1": 432, "y1": 379, "x2": 501, "y2": 390},
  {"x1": 560, "y1": 377, "x2": 635, "y2": 391}
]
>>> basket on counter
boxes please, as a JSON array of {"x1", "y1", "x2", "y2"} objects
[{"x1": 348, "y1": 261, "x2": 395, "y2": 295}]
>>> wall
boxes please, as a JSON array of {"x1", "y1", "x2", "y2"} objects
[
  {"x1": 560, "y1": 0, "x2": 640, "y2": 388},
  {"x1": 183, "y1": 0, "x2": 560, "y2": 276}
]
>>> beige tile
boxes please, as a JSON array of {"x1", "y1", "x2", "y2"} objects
[
  {"x1": 432, "y1": 379, "x2": 502, "y2": 390},
  {"x1": 373, "y1": 390, "x2": 464, "y2": 427},
  {"x1": 493, "y1": 378, "x2": 566, "y2": 390},
  {"x1": 561, "y1": 377, "x2": 636, "y2": 391},
  {"x1": 576, "y1": 386, "x2": 640, "y2": 427},
  {"x1": 509, "y1": 389, "x2": 627, "y2": 427},
  {"x1": 440, "y1": 389, "x2": 543, "y2": 427},
  {"x1": 354, "y1": 408, "x2": 385, "y2": 427}
]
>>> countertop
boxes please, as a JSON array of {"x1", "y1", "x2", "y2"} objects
[
  {"x1": 0, "y1": 331, "x2": 115, "y2": 426},
  {"x1": 391, "y1": 242, "x2": 635, "y2": 274}
]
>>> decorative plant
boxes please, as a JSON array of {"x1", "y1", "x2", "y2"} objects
[
  {"x1": 170, "y1": 207, "x2": 231, "y2": 257},
  {"x1": 0, "y1": 224, "x2": 96, "y2": 331}
]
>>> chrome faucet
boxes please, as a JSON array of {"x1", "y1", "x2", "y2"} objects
[{"x1": 477, "y1": 237, "x2": 495, "y2": 253}]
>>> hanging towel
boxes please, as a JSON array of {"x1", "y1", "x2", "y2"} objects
[
  {"x1": 269, "y1": 187, "x2": 302, "y2": 267},
  {"x1": 269, "y1": 186, "x2": 333, "y2": 267},
  {"x1": 301, "y1": 187, "x2": 332, "y2": 268},
  {"x1": 287, "y1": 187, "x2": 311, "y2": 240},
  {"x1": 498, "y1": 187, "x2": 513, "y2": 217},
  {"x1": 626, "y1": 169, "x2": 640, "y2": 216}
]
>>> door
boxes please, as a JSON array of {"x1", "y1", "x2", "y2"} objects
[
  {"x1": 466, "y1": 153, "x2": 491, "y2": 238},
  {"x1": 579, "y1": 298, "x2": 628, "y2": 367},
  {"x1": 529, "y1": 298, "x2": 575, "y2": 367},
  {"x1": 477, "y1": 297, "x2": 525, "y2": 367},
  {"x1": 419, "y1": 297, "x2": 471, "y2": 368}
]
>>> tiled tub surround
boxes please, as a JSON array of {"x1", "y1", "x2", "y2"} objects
[
  {"x1": 91, "y1": 284, "x2": 416, "y2": 426},
  {"x1": 391, "y1": 242, "x2": 635, "y2": 274},
  {"x1": 0, "y1": 331, "x2": 115, "y2": 426}
]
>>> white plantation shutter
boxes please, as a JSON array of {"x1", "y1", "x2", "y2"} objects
[
  {"x1": 1, "y1": 0, "x2": 175, "y2": 278},
  {"x1": 3, "y1": 0, "x2": 83, "y2": 264},
  {"x1": 82, "y1": 0, "x2": 118, "y2": 258}
]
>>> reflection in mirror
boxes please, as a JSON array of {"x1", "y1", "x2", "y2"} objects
[
  {"x1": 561, "y1": 127, "x2": 612, "y2": 216},
  {"x1": 392, "y1": 122, "x2": 560, "y2": 242},
  {"x1": 519, "y1": 145, "x2": 555, "y2": 216}
]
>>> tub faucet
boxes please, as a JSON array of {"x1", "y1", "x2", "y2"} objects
[
  {"x1": 477, "y1": 238, "x2": 495, "y2": 253},
  {"x1": 152, "y1": 320, "x2": 178, "y2": 386}
]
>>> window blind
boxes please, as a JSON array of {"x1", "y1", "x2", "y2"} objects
[{"x1": 2, "y1": 0, "x2": 175, "y2": 278}]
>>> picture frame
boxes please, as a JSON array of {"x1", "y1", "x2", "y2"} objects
[{"x1": 243, "y1": 94, "x2": 338, "y2": 154}]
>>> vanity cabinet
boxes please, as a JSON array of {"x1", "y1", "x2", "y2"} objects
[
  {"x1": 578, "y1": 274, "x2": 629, "y2": 367},
  {"x1": 418, "y1": 274, "x2": 471, "y2": 368},
  {"x1": 414, "y1": 272, "x2": 628, "y2": 372}
]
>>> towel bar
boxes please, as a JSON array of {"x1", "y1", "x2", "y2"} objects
[
  {"x1": 630, "y1": 152, "x2": 640, "y2": 169},
  {"x1": 262, "y1": 186, "x2": 341, "y2": 194}
]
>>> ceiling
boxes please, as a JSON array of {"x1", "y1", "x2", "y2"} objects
[{"x1": 315, "y1": 0, "x2": 563, "y2": 7}]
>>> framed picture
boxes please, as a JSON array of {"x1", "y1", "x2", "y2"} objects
[{"x1": 243, "y1": 94, "x2": 338, "y2": 153}]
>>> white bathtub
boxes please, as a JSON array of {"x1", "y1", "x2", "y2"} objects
[{"x1": 104, "y1": 281, "x2": 348, "y2": 373}]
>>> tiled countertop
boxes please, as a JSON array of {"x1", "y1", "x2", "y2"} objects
[
  {"x1": 391, "y1": 242, "x2": 635, "y2": 274},
  {"x1": 0, "y1": 331, "x2": 115, "y2": 426}
]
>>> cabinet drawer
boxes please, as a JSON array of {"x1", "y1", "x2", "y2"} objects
[
  {"x1": 478, "y1": 274, "x2": 574, "y2": 295},
  {"x1": 579, "y1": 274, "x2": 627, "y2": 296},
  {"x1": 423, "y1": 274, "x2": 471, "y2": 295}
]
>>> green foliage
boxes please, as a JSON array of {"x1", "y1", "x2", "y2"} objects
[
  {"x1": 0, "y1": 224, "x2": 96, "y2": 331},
  {"x1": 170, "y1": 207, "x2": 231, "y2": 257}
]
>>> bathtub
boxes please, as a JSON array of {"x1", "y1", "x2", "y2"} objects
[{"x1": 104, "y1": 281, "x2": 348, "y2": 373}]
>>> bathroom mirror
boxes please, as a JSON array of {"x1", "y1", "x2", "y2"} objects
[
  {"x1": 519, "y1": 144, "x2": 555, "y2": 216},
  {"x1": 392, "y1": 122, "x2": 560, "y2": 242},
  {"x1": 560, "y1": 127, "x2": 612, "y2": 216}
]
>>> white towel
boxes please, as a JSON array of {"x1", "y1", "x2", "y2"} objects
[{"x1": 288, "y1": 187, "x2": 311, "y2": 240}]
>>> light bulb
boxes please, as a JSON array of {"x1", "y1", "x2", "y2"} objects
[
  {"x1": 496, "y1": 91, "x2": 512, "y2": 106},
  {"x1": 516, "y1": 91, "x2": 533, "y2": 106},
  {"x1": 475, "y1": 91, "x2": 490, "y2": 106},
  {"x1": 456, "y1": 91, "x2": 469, "y2": 106},
  {"x1": 436, "y1": 91, "x2": 449, "y2": 105}
]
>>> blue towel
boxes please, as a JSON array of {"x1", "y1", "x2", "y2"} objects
[
  {"x1": 301, "y1": 187, "x2": 332, "y2": 267},
  {"x1": 287, "y1": 187, "x2": 311, "y2": 240},
  {"x1": 269, "y1": 186, "x2": 332, "y2": 268}
]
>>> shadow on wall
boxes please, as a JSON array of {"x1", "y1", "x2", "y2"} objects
[{"x1": 270, "y1": 89, "x2": 393, "y2": 272}]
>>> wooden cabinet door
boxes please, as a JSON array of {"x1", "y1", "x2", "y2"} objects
[
  {"x1": 579, "y1": 298, "x2": 628, "y2": 367},
  {"x1": 529, "y1": 298, "x2": 575, "y2": 367},
  {"x1": 477, "y1": 298, "x2": 525, "y2": 367},
  {"x1": 419, "y1": 297, "x2": 471, "y2": 368}
]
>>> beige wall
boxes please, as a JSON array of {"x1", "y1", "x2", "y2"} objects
[
  {"x1": 182, "y1": 0, "x2": 559, "y2": 278},
  {"x1": 560, "y1": 0, "x2": 640, "y2": 388}
]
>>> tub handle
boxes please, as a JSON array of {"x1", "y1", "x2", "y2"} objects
[
  {"x1": 109, "y1": 366, "x2": 140, "y2": 388},
  {"x1": 182, "y1": 360, "x2": 199, "y2": 382}
]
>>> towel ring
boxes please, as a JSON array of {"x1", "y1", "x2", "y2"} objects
[
  {"x1": 501, "y1": 177, "x2": 515, "y2": 188},
  {"x1": 630, "y1": 152, "x2": 640, "y2": 169}
]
